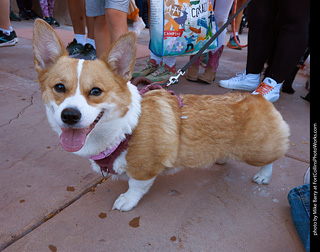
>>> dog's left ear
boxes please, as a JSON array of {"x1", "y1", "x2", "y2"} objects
[
  {"x1": 33, "y1": 19, "x2": 68, "y2": 72},
  {"x1": 101, "y1": 32, "x2": 137, "y2": 82}
]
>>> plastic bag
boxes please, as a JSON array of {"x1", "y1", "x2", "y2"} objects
[{"x1": 149, "y1": 0, "x2": 218, "y2": 57}]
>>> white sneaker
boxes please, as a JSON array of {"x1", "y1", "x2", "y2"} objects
[
  {"x1": 219, "y1": 71, "x2": 260, "y2": 91},
  {"x1": 133, "y1": 20, "x2": 146, "y2": 36},
  {"x1": 252, "y1": 77, "x2": 282, "y2": 103}
]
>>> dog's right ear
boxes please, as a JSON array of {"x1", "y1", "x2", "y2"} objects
[{"x1": 33, "y1": 19, "x2": 68, "y2": 72}]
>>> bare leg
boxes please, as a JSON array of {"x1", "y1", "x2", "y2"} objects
[
  {"x1": 252, "y1": 163, "x2": 273, "y2": 185},
  {"x1": 93, "y1": 15, "x2": 110, "y2": 58},
  {"x1": 86, "y1": 16, "x2": 94, "y2": 40},
  {"x1": 67, "y1": 0, "x2": 86, "y2": 35},
  {"x1": 105, "y1": 8, "x2": 128, "y2": 45},
  {"x1": 113, "y1": 176, "x2": 156, "y2": 211},
  {"x1": 0, "y1": 0, "x2": 10, "y2": 30}
]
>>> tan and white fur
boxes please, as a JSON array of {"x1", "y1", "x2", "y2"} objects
[{"x1": 33, "y1": 20, "x2": 290, "y2": 212}]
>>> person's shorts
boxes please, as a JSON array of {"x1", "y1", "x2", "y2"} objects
[{"x1": 86, "y1": 0, "x2": 129, "y2": 17}]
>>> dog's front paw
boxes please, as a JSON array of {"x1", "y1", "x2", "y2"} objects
[
  {"x1": 252, "y1": 164, "x2": 273, "y2": 185},
  {"x1": 252, "y1": 172, "x2": 271, "y2": 185},
  {"x1": 112, "y1": 193, "x2": 139, "y2": 212}
]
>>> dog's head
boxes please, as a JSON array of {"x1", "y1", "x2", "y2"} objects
[{"x1": 33, "y1": 19, "x2": 139, "y2": 155}]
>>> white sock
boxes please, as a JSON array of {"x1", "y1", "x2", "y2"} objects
[
  {"x1": 74, "y1": 34, "x2": 86, "y2": 45},
  {"x1": 150, "y1": 52, "x2": 162, "y2": 64},
  {"x1": 162, "y1": 56, "x2": 176, "y2": 67},
  {"x1": 86, "y1": 38, "x2": 96, "y2": 49},
  {"x1": 230, "y1": 32, "x2": 238, "y2": 39},
  {"x1": 0, "y1": 28, "x2": 10, "y2": 36}
]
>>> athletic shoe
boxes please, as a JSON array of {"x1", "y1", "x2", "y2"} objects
[
  {"x1": 51, "y1": 18, "x2": 60, "y2": 27},
  {"x1": 133, "y1": 20, "x2": 146, "y2": 36},
  {"x1": 26, "y1": 10, "x2": 38, "y2": 19},
  {"x1": 43, "y1": 17, "x2": 52, "y2": 25},
  {"x1": 19, "y1": 10, "x2": 29, "y2": 20},
  {"x1": 252, "y1": 77, "x2": 282, "y2": 103},
  {"x1": 219, "y1": 71, "x2": 260, "y2": 91},
  {"x1": 227, "y1": 36, "x2": 242, "y2": 50},
  {"x1": 145, "y1": 64, "x2": 176, "y2": 83},
  {"x1": 0, "y1": 30, "x2": 18, "y2": 47},
  {"x1": 10, "y1": 11, "x2": 21, "y2": 21},
  {"x1": 75, "y1": 43, "x2": 97, "y2": 60},
  {"x1": 66, "y1": 39, "x2": 84, "y2": 56},
  {"x1": 132, "y1": 59, "x2": 159, "y2": 79},
  {"x1": 304, "y1": 167, "x2": 310, "y2": 184}
]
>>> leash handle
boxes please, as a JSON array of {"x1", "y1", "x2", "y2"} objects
[{"x1": 166, "y1": 0, "x2": 252, "y2": 87}]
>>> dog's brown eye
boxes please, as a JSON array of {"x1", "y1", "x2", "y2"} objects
[
  {"x1": 89, "y1": 87, "x2": 102, "y2": 96},
  {"x1": 54, "y1": 83, "x2": 66, "y2": 93}
]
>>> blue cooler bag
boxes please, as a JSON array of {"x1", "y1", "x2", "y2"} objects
[{"x1": 149, "y1": 0, "x2": 218, "y2": 57}]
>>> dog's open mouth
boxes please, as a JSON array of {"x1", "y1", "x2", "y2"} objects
[{"x1": 60, "y1": 111, "x2": 104, "y2": 152}]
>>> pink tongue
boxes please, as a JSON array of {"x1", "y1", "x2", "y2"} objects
[{"x1": 60, "y1": 128, "x2": 88, "y2": 152}]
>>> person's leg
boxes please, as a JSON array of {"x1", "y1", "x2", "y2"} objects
[
  {"x1": 264, "y1": 0, "x2": 310, "y2": 83},
  {"x1": 86, "y1": 0, "x2": 107, "y2": 58},
  {"x1": 245, "y1": 0, "x2": 277, "y2": 75},
  {"x1": 197, "y1": 0, "x2": 232, "y2": 84},
  {"x1": 105, "y1": 8, "x2": 128, "y2": 45},
  {"x1": 68, "y1": 0, "x2": 86, "y2": 35},
  {"x1": 0, "y1": 0, "x2": 18, "y2": 47},
  {"x1": 93, "y1": 15, "x2": 110, "y2": 58},
  {"x1": 219, "y1": 0, "x2": 276, "y2": 91},
  {"x1": 213, "y1": 0, "x2": 234, "y2": 50},
  {"x1": 251, "y1": 0, "x2": 310, "y2": 102},
  {"x1": 48, "y1": 0, "x2": 54, "y2": 17},
  {"x1": 39, "y1": 0, "x2": 50, "y2": 17},
  {"x1": 227, "y1": 0, "x2": 245, "y2": 50},
  {"x1": 288, "y1": 184, "x2": 310, "y2": 252},
  {"x1": 0, "y1": 0, "x2": 10, "y2": 30}
]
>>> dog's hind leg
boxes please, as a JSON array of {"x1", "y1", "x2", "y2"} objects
[
  {"x1": 252, "y1": 163, "x2": 273, "y2": 185},
  {"x1": 112, "y1": 176, "x2": 156, "y2": 211}
]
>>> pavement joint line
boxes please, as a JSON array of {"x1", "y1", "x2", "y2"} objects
[
  {"x1": 285, "y1": 153, "x2": 310, "y2": 164},
  {"x1": 0, "y1": 177, "x2": 107, "y2": 252},
  {"x1": 0, "y1": 88, "x2": 40, "y2": 129}
]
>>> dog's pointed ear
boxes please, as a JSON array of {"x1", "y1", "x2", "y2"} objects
[
  {"x1": 33, "y1": 19, "x2": 68, "y2": 72},
  {"x1": 101, "y1": 32, "x2": 137, "y2": 83}
]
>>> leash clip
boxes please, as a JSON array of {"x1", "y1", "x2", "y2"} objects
[{"x1": 166, "y1": 69, "x2": 185, "y2": 87}]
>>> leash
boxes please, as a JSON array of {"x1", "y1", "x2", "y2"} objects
[
  {"x1": 231, "y1": 0, "x2": 248, "y2": 48},
  {"x1": 165, "y1": 0, "x2": 252, "y2": 87}
]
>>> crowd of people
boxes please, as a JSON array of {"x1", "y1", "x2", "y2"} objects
[{"x1": 1, "y1": 0, "x2": 310, "y2": 103}]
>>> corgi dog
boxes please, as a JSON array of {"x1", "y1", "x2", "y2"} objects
[{"x1": 33, "y1": 19, "x2": 290, "y2": 212}]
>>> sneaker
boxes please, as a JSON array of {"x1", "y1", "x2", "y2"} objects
[
  {"x1": 66, "y1": 39, "x2": 84, "y2": 56},
  {"x1": 227, "y1": 36, "x2": 242, "y2": 50},
  {"x1": 43, "y1": 16, "x2": 52, "y2": 25},
  {"x1": 10, "y1": 11, "x2": 21, "y2": 21},
  {"x1": 304, "y1": 167, "x2": 310, "y2": 184},
  {"x1": 77, "y1": 43, "x2": 97, "y2": 60},
  {"x1": 51, "y1": 18, "x2": 60, "y2": 27},
  {"x1": 26, "y1": 10, "x2": 38, "y2": 19},
  {"x1": 0, "y1": 30, "x2": 18, "y2": 47},
  {"x1": 133, "y1": 20, "x2": 146, "y2": 36},
  {"x1": 252, "y1": 77, "x2": 282, "y2": 103},
  {"x1": 19, "y1": 10, "x2": 29, "y2": 20},
  {"x1": 146, "y1": 63, "x2": 176, "y2": 83},
  {"x1": 132, "y1": 59, "x2": 159, "y2": 79},
  {"x1": 219, "y1": 71, "x2": 260, "y2": 91}
]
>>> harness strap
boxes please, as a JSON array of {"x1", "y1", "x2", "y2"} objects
[{"x1": 93, "y1": 134, "x2": 131, "y2": 176}]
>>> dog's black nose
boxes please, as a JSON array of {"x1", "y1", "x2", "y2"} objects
[{"x1": 61, "y1": 108, "x2": 81, "y2": 125}]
